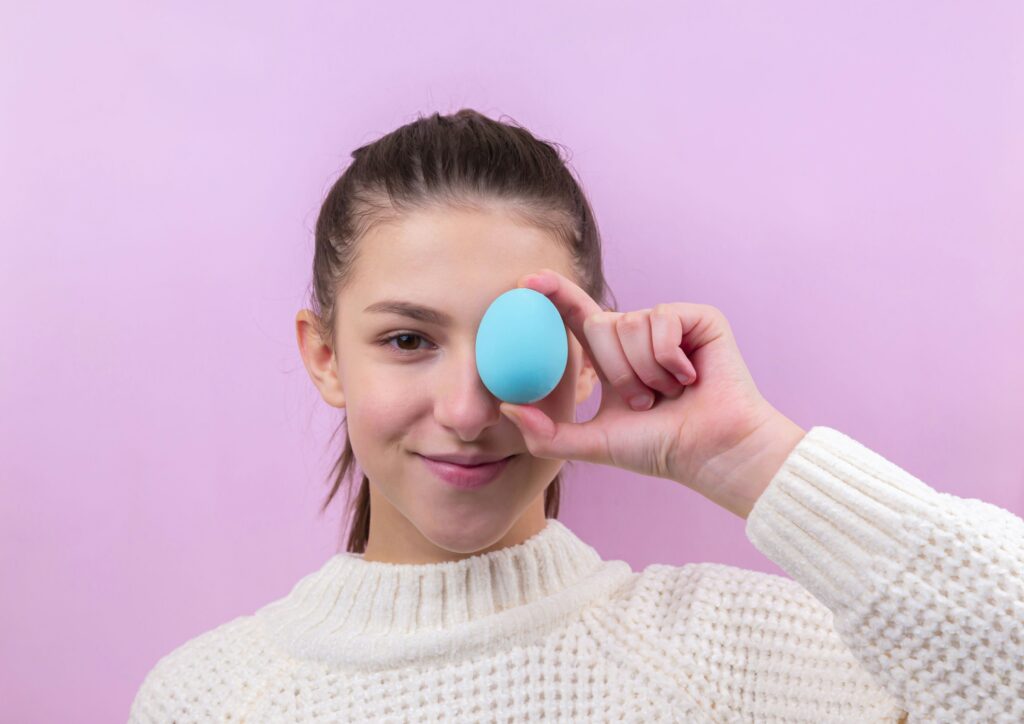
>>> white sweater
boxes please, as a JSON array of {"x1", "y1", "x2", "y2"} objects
[{"x1": 128, "y1": 426, "x2": 1024, "y2": 722}]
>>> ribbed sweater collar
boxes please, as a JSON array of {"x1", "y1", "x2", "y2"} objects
[{"x1": 255, "y1": 518, "x2": 634, "y2": 671}]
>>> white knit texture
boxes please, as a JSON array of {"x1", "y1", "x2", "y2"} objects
[{"x1": 129, "y1": 426, "x2": 1024, "y2": 722}]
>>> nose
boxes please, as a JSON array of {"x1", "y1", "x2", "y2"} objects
[{"x1": 432, "y1": 344, "x2": 505, "y2": 439}]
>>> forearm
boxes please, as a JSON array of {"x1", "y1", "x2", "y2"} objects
[{"x1": 744, "y1": 426, "x2": 1024, "y2": 720}]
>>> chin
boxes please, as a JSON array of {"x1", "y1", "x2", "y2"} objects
[{"x1": 418, "y1": 514, "x2": 511, "y2": 556}]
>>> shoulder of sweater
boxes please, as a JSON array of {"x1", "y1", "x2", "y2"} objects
[
  {"x1": 604, "y1": 561, "x2": 904, "y2": 720},
  {"x1": 611, "y1": 560, "x2": 829, "y2": 632},
  {"x1": 128, "y1": 613, "x2": 273, "y2": 722}
]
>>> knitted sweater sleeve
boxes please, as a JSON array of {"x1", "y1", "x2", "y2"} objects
[{"x1": 742, "y1": 425, "x2": 1024, "y2": 722}]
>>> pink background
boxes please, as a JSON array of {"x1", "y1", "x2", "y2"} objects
[{"x1": 3, "y1": 2, "x2": 1023, "y2": 720}]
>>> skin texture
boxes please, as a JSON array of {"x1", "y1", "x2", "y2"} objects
[{"x1": 295, "y1": 204, "x2": 599, "y2": 564}]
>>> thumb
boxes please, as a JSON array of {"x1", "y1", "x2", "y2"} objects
[{"x1": 499, "y1": 403, "x2": 607, "y2": 465}]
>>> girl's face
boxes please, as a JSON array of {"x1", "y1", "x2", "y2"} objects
[{"x1": 297, "y1": 204, "x2": 598, "y2": 564}]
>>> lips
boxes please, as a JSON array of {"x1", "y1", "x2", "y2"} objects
[
  {"x1": 418, "y1": 454, "x2": 516, "y2": 489},
  {"x1": 420, "y1": 453, "x2": 513, "y2": 466}
]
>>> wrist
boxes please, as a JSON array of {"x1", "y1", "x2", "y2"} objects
[{"x1": 700, "y1": 412, "x2": 807, "y2": 520}]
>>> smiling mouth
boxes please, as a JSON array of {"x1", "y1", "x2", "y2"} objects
[{"x1": 418, "y1": 453, "x2": 518, "y2": 489}]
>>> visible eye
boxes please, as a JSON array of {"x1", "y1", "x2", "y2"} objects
[{"x1": 378, "y1": 331, "x2": 436, "y2": 356}]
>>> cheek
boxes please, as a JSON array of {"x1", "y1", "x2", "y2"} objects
[{"x1": 344, "y1": 374, "x2": 423, "y2": 449}]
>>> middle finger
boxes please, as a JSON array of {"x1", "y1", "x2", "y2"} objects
[{"x1": 617, "y1": 311, "x2": 686, "y2": 399}]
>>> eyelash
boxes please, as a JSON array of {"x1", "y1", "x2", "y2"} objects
[{"x1": 378, "y1": 331, "x2": 436, "y2": 356}]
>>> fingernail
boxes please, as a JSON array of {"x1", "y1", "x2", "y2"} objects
[{"x1": 630, "y1": 394, "x2": 654, "y2": 411}]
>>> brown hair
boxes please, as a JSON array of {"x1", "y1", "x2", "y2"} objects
[{"x1": 304, "y1": 109, "x2": 618, "y2": 553}]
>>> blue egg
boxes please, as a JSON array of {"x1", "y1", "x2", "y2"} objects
[{"x1": 476, "y1": 288, "x2": 568, "y2": 404}]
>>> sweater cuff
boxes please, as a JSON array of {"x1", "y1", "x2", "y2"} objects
[{"x1": 744, "y1": 425, "x2": 942, "y2": 611}]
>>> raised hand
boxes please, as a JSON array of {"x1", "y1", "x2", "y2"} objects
[{"x1": 498, "y1": 268, "x2": 806, "y2": 518}]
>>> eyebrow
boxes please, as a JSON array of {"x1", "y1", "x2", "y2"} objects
[{"x1": 363, "y1": 299, "x2": 454, "y2": 326}]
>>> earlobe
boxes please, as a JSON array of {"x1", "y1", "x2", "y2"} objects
[
  {"x1": 295, "y1": 309, "x2": 347, "y2": 409},
  {"x1": 575, "y1": 349, "x2": 599, "y2": 404}
]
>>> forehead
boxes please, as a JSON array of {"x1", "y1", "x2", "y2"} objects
[{"x1": 345, "y1": 206, "x2": 573, "y2": 312}]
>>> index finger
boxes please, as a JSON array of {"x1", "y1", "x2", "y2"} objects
[{"x1": 516, "y1": 268, "x2": 606, "y2": 374}]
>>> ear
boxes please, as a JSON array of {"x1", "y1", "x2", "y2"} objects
[
  {"x1": 574, "y1": 340, "x2": 599, "y2": 405},
  {"x1": 295, "y1": 309, "x2": 346, "y2": 409}
]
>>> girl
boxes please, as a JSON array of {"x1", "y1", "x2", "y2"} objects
[{"x1": 130, "y1": 109, "x2": 1023, "y2": 722}]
